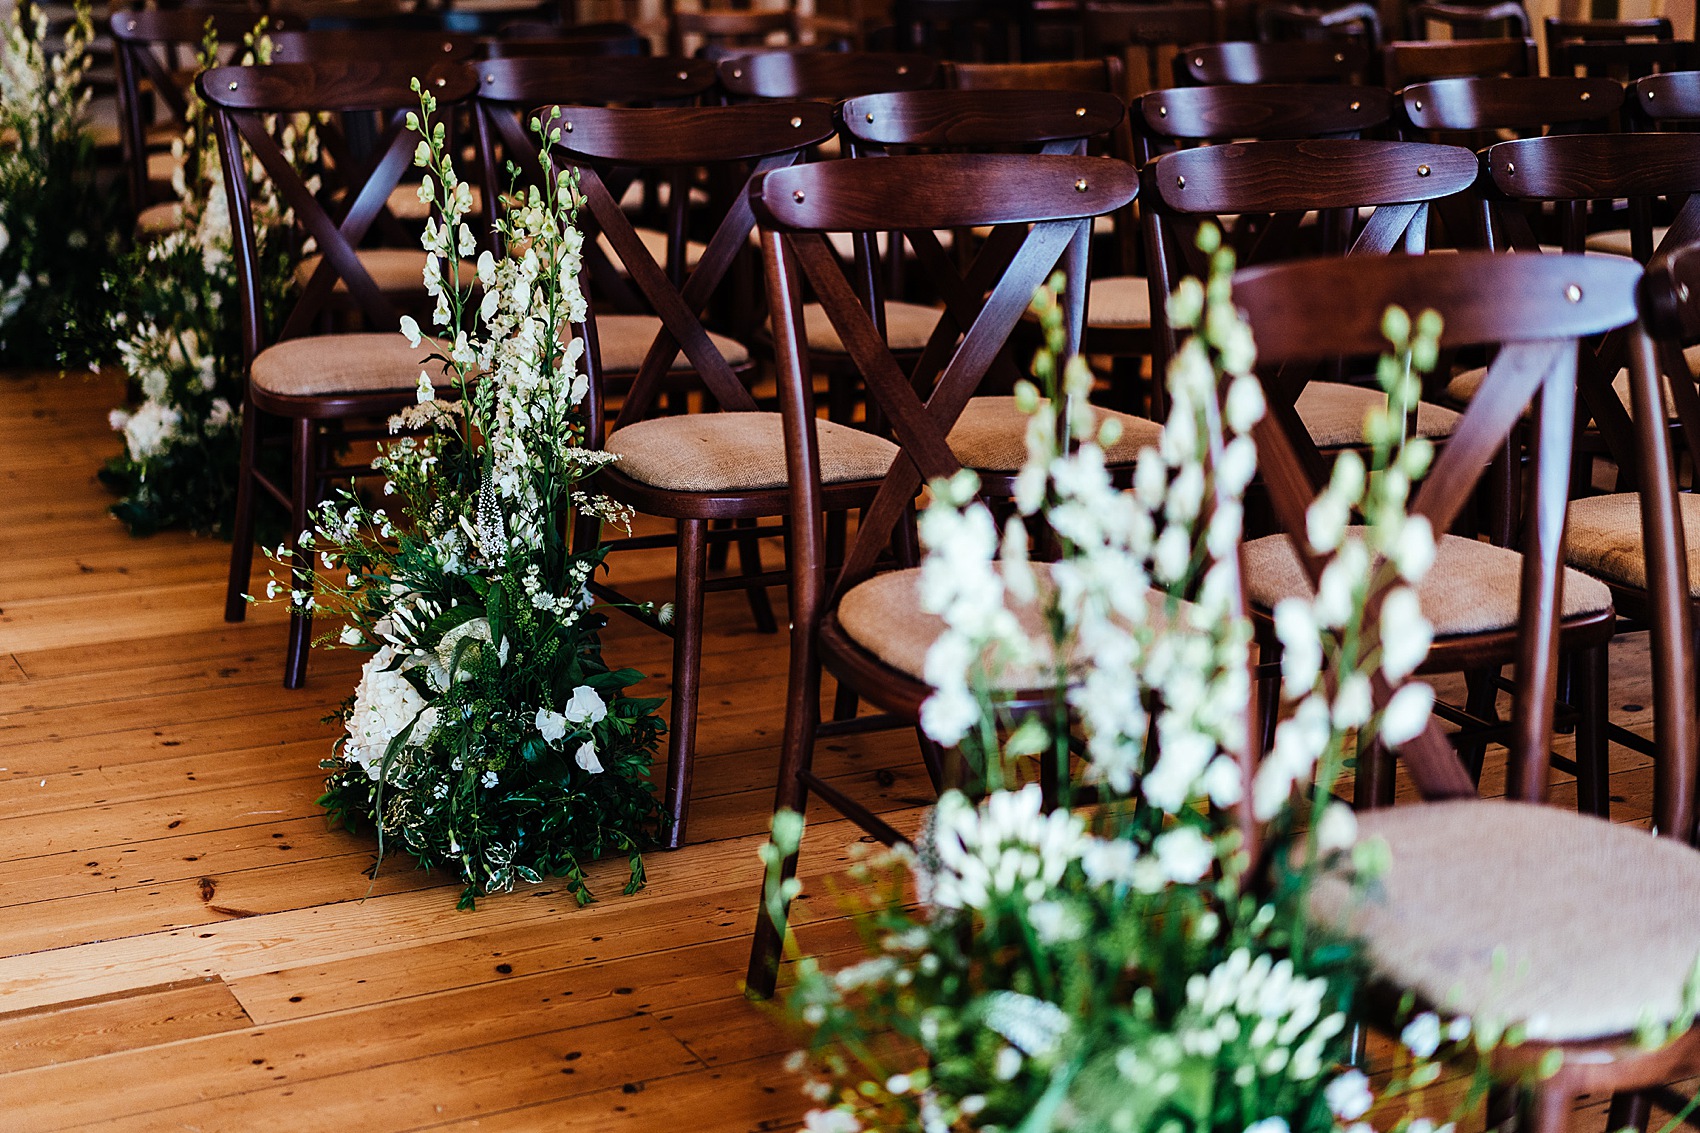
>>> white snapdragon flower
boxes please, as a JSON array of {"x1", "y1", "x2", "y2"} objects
[
  {"x1": 1380, "y1": 682, "x2": 1435, "y2": 746},
  {"x1": 1153, "y1": 824, "x2": 1214, "y2": 883},
  {"x1": 1314, "y1": 802, "x2": 1358, "y2": 853}
]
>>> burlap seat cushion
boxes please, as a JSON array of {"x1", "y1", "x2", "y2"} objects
[
  {"x1": 946, "y1": 396, "x2": 1161, "y2": 472},
  {"x1": 251, "y1": 333, "x2": 441, "y2": 398},
  {"x1": 1086, "y1": 274, "x2": 1151, "y2": 331},
  {"x1": 599, "y1": 227, "x2": 706, "y2": 276},
  {"x1": 1584, "y1": 226, "x2": 1669, "y2": 259},
  {"x1": 604, "y1": 412, "x2": 897, "y2": 492},
  {"x1": 1567, "y1": 492, "x2": 1700, "y2": 597},
  {"x1": 294, "y1": 248, "x2": 479, "y2": 293},
  {"x1": 1310, "y1": 799, "x2": 1700, "y2": 1042},
  {"x1": 1242, "y1": 530, "x2": 1611, "y2": 636},
  {"x1": 837, "y1": 564, "x2": 1171, "y2": 688},
  {"x1": 797, "y1": 300, "x2": 943, "y2": 355},
  {"x1": 1296, "y1": 383, "x2": 1460, "y2": 448},
  {"x1": 585, "y1": 314, "x2": 750, "y2": 372},
  {"x1": 1446, "y1": 344, "x2": 1700, "y2": 411}
]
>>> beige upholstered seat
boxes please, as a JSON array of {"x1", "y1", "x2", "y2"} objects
[
  {"x1": 135, "y1": 201, "x2": 184, "y2": 237},
  {"x1": 1584, "y1": 225, "x2": 1669, "y2": 259},
  {"x1": 293, "y1": 248, "x2": 480, "y2": 293},
  {"x1": 586, "y1": 314, "x2": 751, "y2": 372},
  {"x1": 1296, "y1": 383, "x2": 1460, "y2": 448},
  {"x1": 1447, "y1": 344, "x2": 1700, "y2": 412},
  {"x1": 598, "y1": 227, "x2": 706, "y2": 276},
  {"x1": 1568, "y1": 492, "x2": 1700, "y2": 598},
  {"x1": 385, "y1": 182, "x2": 483, "y2": 223},
  {"x1": 1086, "y1": 274, "x2": 1151, "y2": 330},
  {"x1": 838, "y1": 564, "x2": 1171, "y2": 688},
  {"x1": 1242, "y1": 530, "x2": 1612, "y2": 636},
  {"x1": 250, "y1": 333, "x2": 442, "y2": 398},
  {"x1": 1310, "y1": 799, "x2": 1700, "y2": 1042},
  {"x1": 604, "y1": 412, "x2": 897, "y2": 492},
  {"x1": 797, "y1": 300, "x2": 943, "y2": 354},
  {"x1": 946, "y1": 395, "x2": 1161, "y2": 472}
]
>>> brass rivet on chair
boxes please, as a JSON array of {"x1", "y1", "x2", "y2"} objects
[
  {"x1": 1505, "y1": 160, "x2": 1515, "y2": 174},
  {"x1": 1680, "y1": 282, "x2": 1691, "y2": 302},
  {"x1": 897, "y1": 65, "x2": 909, "y2": 74},
  {"x1": 1075, "y1": 106, "x2": 1086, "y2": 116},
  {"x1": 793, "y1": 189, "x2": 806, "y2": 203},
  {"x1": 732, "y1": 68, "x2": 743, "y2": 78},
  {"x1": 1580, "y1": 91, "x2": 1592, "y2": 101},
  {"x1": 866, "y1": 111, "x2": 875, "y2": 122},
  {"x1": 1176, "y1": 174, "x2": 1185, "y2": 188},
  {"x1": 485, "y1": 74, "x2": 495, "y2": 84},
  {"x1": 1417, "y1": 164, "x2": 1431, "y2": 176},
  {"x1": 678, "y1": 70, "x2": 689, "y2": 80},
  {"x1": 1333, "y1": 52, "x2": 1344, "y2": 62},
  {"x1": 126, "y1": 18, "x2": 136, "y2": 30},
  {"x1": 564, "y1": 121, "x2": 574, "y2": 132},
  {"x1": 1158, "y1": 105, "x2": 1167, "y2": 116},
  {"x1": 1075, "y1": 177, "x2": 1089, "y2": 191},
  {"x1": 1565, "y1": 283, "x2": 1584, "y2": 303},
  {"x1": 1649, "y1": 90, "x2": 1657, "y2": 99},
  {"x1": 790, "y1": 115, "x2": 803, "y2": 127},
  {"x1": 1413, "y1": 98, "x2": 1424, "y2": 110},
  {"x1": 1350, "y1": 100, "x2": 1361, "y2": 111},
  {"x1": 436, "y1": 77, "x2": 446, "y2": 87},
  {"x1": 1194, "y1": 56, "x2": 1203, "y2": 65},
  {"x1": 442, "y1": 42, "x2": 453, "y2": 52},
  {"x1": 228, "y1": 80, "x2": 238, "y2": 90}
]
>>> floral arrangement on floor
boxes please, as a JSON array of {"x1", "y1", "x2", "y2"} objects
[
  {"x1": 277, "y1": 86, "x2": 665, "y2": 909},
  {"x1": 101, "y1": 21, "x2": 305, "y2": 537},
  {"x1": 0, "y1": 0, "x2": 119, "y2": 367},
  {"x1": 760, "y1": 235, "x2": 1503, "y2": 1133}
]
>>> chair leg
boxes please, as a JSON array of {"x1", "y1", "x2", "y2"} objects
[
  {"x1": 733, "y1": 517, "x2": 777, "y2": 635},
  {"x1": 1525, "y1": 1082, "x2": 1574, "y2": 1133},
  {"x1": 662, "y1": 518, "x2": 708, "y2": 851},
  {"x1": 1607, "y1": 1091, "x2": 1653, "y2": 1133},
  {"x1": 1457, "y1": 667, "x2": 1502, "y2": 785},
  {"x1": 1573, "y1": 642, "x2": 1610, "y2": 818},
  {"x1": 1352, "y1": 737, "x2": 1397, "y2": 809},
  {"x1": 283, "y1": 417, "x2": 316, "y2": 690},
  {"x1": 707, "y1": 517, "x2": 731, "y2": 571},
  {"x1": 225, "y1": 395, "x2": 261, "y2": 624}
]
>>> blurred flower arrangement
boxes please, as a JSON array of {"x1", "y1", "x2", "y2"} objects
[
  {"x1": 100, "y1": 21, "x2": 306, "y2": 537},
  {"x1": 277, "y1": 86, "x2": 665, "y2": 909},
  {"x1": 0, "y1": 0, "x2": 119, "y2": 367},
  {"x1": 760, "y1": 234, "x2": 1498, "y2": 1133}
]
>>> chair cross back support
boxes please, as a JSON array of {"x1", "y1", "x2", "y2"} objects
[
  {"x1": 753, "y1": 152, "x2": 1139, "y2": 597},
  {"x1": 197, "y1": 61, "x2": 479, "y2": 355},
  {"x1": 1138, "y1": 84, "x2": 1394, "y2": 146},
  {"x1": 1399, "y1": 75, "x2": 1624, "y2": 134},
  {"x1": 549, "y1": 102, "x2": 836, "y2": 430},
  {"x1": 266, "y1": 29, "x2": 479, "y2": 63},
  {"x1": 1232, "y1": 251, "x2": 1643, "y2": 802},
  {"x1": 715, "y1": 51, "x2": 939, "y2": 100},
  {"x1": 1631, "y1": 71, "x2": 1700, "y2": 123},
  {"x1": 1638, "y1": 246, "x2": 1700, "y2": 520},
  {"x1": 839, "y1": 88, "x2": 1126, "y2": 153},
  {"x1": 1176, "y1": 40, "x2": 1371, "y2": 85},
  {"x1": 1381, "y1": 37, "x2": 1537, "y2": 87}
]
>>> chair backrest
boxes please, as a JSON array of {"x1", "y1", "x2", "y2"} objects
[
  {"x1": 548, "y1": 102, "x2": 836, "y2": 435},
  {"x1": 715, "y1": 49, "x2": 938, "y2": 99},
  {"x1": 471, "y1": 55, "x2": 716, "y2": 248},
  {"x1": 669, "y1": 6, "x2": 799, "y2": 58},
  {"x1": 839, "y1": 88, "x2": 1127, "y2": 154},
  {"x1": 1380, "y1": 36, "x2": 1536, "y2": 88},
  {"x1": 481, "y1": 31, "x2": 653, "y2": 58},
  {"x1": 1397, "y1": 75, "x2": 1624, "y2": 139},
  {"x1": 1629, "y1": 70, "x2": 1700, "y2": 127},
  {"x1": 197, "y1": 60, "x2": 479, "y2": 363},
  {"x1": 945, "y1": 56, "x2": 1124, "y2": 93},
  {"x1": 266, "y1": 28, "x2": 480, "y2": 63},
  {"x1": 1255, "y1": 2, "x2": 1382, "y2": 50},
  {"x1": 1137, "y1": 82, "x2": 1394, "y2": 155},
  {"x1": 1176, "y1": 38, "x2": 1371, "y2": 84},
  {"x1": 109, "y1": 7, "x2": 279, "y2": 214},
  {"x1": 1142, "y1": 137, "x2": 1476, "y2": 373},
  {"x1": 1232, "y1": 251, "x2": 1644, "y2": 805},
  {"x1": 1405, "y1": 0, "x2": 1530, "y2": 40},
  {"x1": 1082, "y1": 0, "x2": 1227, "y2": 95},
  {"x1": 1545, "y1": 16, "x2": 1686, "y2": 80},
  {"x1": 753, "y1": 151, "x2": 1138, "y2": 600}
]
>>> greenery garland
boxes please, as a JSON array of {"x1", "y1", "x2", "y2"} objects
[{"x1": 274, "y1": 86, "x2": 666, "y2": 909}]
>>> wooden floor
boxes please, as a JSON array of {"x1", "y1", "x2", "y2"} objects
[{"x1": 0, "y1": 367, "x2": 1673, "y2": 1131}]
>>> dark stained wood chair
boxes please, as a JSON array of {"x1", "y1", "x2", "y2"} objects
[
  {"x1": 1255, "y1": 2, "x2": 1381, "y2": 50},
  {"x1": 480, "y1": 29, "x2": 653, "y2": 57},
  {"x1": 548, "y1": 102, "x2": 875, "y2": 850},
  {"x1": 743, "y1": 150, "x2": 1139, "y2": 997},
  {"x1": 1081, "y1": 0, "x2": 1227, "y2": 97},
  {"x1": 713, "y1": 49, "x2": 939, "y2": 101},
  {"x1": 1379, "y1": 35, "x2": 1536, "y2": 89},
  {"x1": 1545, "y1": 16, "x2": 1689, "y2": 82},
  {"x1": 1175, "y1": 38, "x2": 1372, "y2": 83},
  {"x1": 265, "y1": 27, "x2": 479, "y2": 63},
  {"x1": 1238, "y1": 249, "x2": 1700, "y2": 1133},
  {"x1": 1405, "y1": 0, "x2": 1530, "y2": 41},
  {"x1": 110, "y1": 7, "x2": 278, "y2": 233},
  {"x1": 200, "y1": 60, "x2": 481, "y2": 688},
  {"x1": 668, "y1": 6, "x2": 801, "y2": 60}
]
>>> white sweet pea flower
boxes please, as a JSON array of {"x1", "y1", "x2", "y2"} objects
[
  {"x1": 1325, "y1": 1069, "x2": 1373, "y2": 1120},
  {"x1": 563, "y1": 684, "x2": 607, "y2": 725},
  {"x1": 574, "y1": 739, "x2": 603, "y2": 774},
  {"x1": 1379, "y1": 586, "x2": 1431, "y2": 681},
  {"x1": 1380, "y1": 681, "x2": 1434, "y2": 745},
  {"x1": 1393, "y1": 514, "x2": 1437, "y2": 583},
  {"x1": 1153, "y1": 825, "x2": 1214, "y2": 883},
  {"x1": 400, "y1": 314, "x2": 423, "y2": 348},
  {"x1": 1401, "y1": 1012, "x2": 1442, "y2": 1058},
  {"x1": 535, "y1": 707, "x2": 568, "y2": 743},
  {"x1": 1272, "y1": 597, "x2": 1322, "y2": 697},
  {"x1": 1314, "y1": 802, "x2": 1358, "y2": 853}
]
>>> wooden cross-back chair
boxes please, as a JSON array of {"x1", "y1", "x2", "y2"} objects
[
  {"x1": 1379, "y1": 36, "x2": 1537, "y2": 89},
  {"x1": 1081, "y1": 0, "x2": 1227, "y2": 97},
  {"x1": 743, "y1": 150, "x2": 1140, "y2": 998},
  {"x1": 200, "y1": 60, "x2": 480, "y2": 688},
  {"x1": 1404, "y1": 0, "x2": 1530, "y2": 41},
  {"x1": 1238, "y1": 247, "x2": 1700, "y2": 1133},
  {"x1": 1545, "y1": 16, "x2": 1689, "y2": 82},
  {"x1": 547, "y1": 101, "x2": 865, "y2": 850},
  {"x1": 713, "y1": 49, "x2": 939, "y2": 100},
  {"x1": 1255, "y1": 2, "x2": 1382, "y2": 50},
  {"x1": 110, "y1": 7, "x2": 279, "y2": 232},
  {"x1": 1175, "y1": 38, "x2": 1372, "y2": 84},
  {"x1": 668, "y1": 6, "x2": 801, "y2": 59}
]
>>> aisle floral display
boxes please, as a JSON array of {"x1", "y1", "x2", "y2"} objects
[
  {"x1": 278, "y1": 87, "x2": 665, "y2": 909},
  {"x1": 0, "y1": 0, "x2": 119, "y2": 367},
  {"x1": 101, "y1": 22, "x2": 304, "y2": 537},
  {"x1": 760, "y1": 239, "x2": 1502, "y2": 1133}
]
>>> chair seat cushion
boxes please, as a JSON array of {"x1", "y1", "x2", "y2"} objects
[
  {"x1": 385, "y1": 182, "x2": 483, "y2": 223},
  {"x1": 604, "y1": 412, "x2": 897, "y2": 492},
  {"x1": 1296, "y1": 382, "x2": 1460, "y2": 448},
  {"x1": 1310, "y1": 799, "x2": 1700, "y2": 1041},
  {"x1": 1446, "y1": 344, "x2": 1700, "y2": 411},
  {"x1": 798, "y1": 300, "x2": 943, "y2": 354},
  {"x1": 946, "y1": 395, "x2": 1161, "y2": 472},
  {"x1": 1242, "y1": 530, "x2": 1612, "y2": 637},
  {"x1": 1584, "y1": 226, "x2": 1669, "y2": 258},
  {"x1": 294, "y1": 248, "x2": 479, "y2": 294},
  {"x1": 251, "y1": 333, "x2": 440, "y2": 398},
  {"x1": 1567, "y1": 491, "x2": 1700, "y2": 598},
  {"x1": 1086, "y1": 274, "x2": 1151, "y2": 331},
  {"x1": 587, "y1": 313, "x2": 750, "y2": 373},
  {"x1": 599, "y1": 227, "x2": 706, "y2": 276}
]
